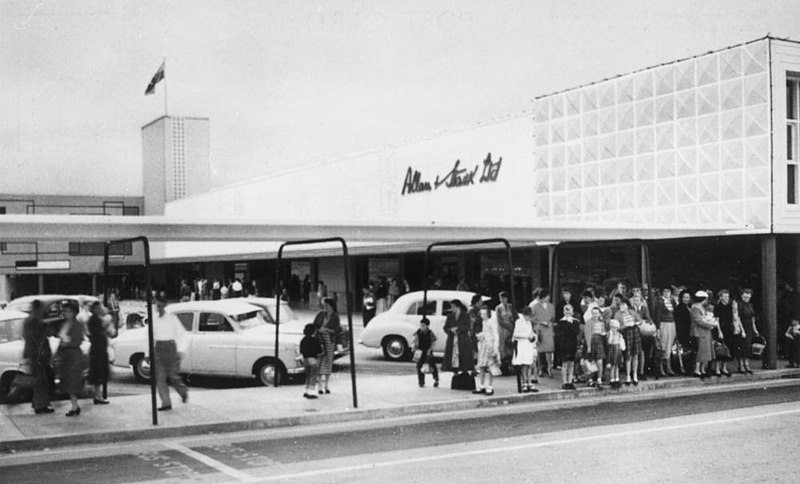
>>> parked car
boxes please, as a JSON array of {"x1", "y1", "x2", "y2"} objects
[
  {"x1": 358, "y1": 290, "x2": 486, "y2": 361},
  {"x1": 112, "y1": 300, "x2": 305, "y2": 386},
  {"x1": 0, "y1": 309, "x2": 90, "y2": 402},
  {"x1": 5, "y1": 294, "x2": 99, "y2": 330},
  {"x1": 230, "y1": 297, "x2": 350, "y2": 357}
]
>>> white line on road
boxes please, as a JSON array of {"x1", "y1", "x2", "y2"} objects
[
  {"x1": 246, "y1": 404, "x2": 800, "y2": 482},
  {"x1": 163, "y1": 441, "x2": 257, "y2": 482}
]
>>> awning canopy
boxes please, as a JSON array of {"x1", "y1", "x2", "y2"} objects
[{"x1": 0, "y1": 214, "x2": 753, "y2": 244}]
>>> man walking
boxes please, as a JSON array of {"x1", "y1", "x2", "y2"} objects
[{"x1": 152, "y1": 298, "x2": 189, "y2": 411}]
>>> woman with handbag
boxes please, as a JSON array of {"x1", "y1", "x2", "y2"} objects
[
  {"x1": 442, "y1": 299, "x2": 473, "y2": 374},
  {"x1": 22, "y1": 300, "x2": 54, "y2": 414},
  {"x1": 736, "y1": 289, "x2": 759, "y2": 374},
  {"x1": 313, "y1": 297, "x2": 340, "y2": 395},
  {"x1": 674, "y1": 290, "x2": 694, "y2": 374},
  {"x1": 59, "y1": 300, "x2": 86, "y2": 417},
  {"x1": 713, "y1": 290, "x2": 735, "y2": 377}
]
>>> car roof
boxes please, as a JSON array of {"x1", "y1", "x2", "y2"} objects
[
  {"x1": 8, "y1": 294, "x2": 99, "y2": 305},
  {"x1": 165, "y1": 300, "x2": 264, "y2": 316},
  {"x1": 226, "y1": 297, "x2": 290, "y2": 309},
  {"x1": 0, "y1": 309, "x2": 30, "y2": 322},
  {"x1": 397, "y1": 290, "x2": 480, "y2": 302}
]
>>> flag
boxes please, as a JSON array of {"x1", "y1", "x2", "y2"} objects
[{"x1": 145, "y1": 60, "x2": 165, "y2": 95}]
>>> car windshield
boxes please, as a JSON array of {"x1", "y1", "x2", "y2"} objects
[{"x1": 231, "y1": 310, "x2": 267, "y2": 330}]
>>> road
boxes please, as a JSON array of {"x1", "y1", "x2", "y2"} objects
[{"x1": 1, "y1": 382, "x2": 798, "y2": 483}]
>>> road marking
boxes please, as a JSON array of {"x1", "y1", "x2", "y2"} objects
[
  {"x1": 163, "y1": 442, "x2": 257, "y2": 482},
  {"x1": 246, "y1": 404, "x2": 800, "y2": 482}
]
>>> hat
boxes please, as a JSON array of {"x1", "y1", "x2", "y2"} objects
[{"x1": 694, "y1": 290, "x2": 709, "y2": 299}]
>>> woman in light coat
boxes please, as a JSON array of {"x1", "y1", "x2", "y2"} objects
[{"x1": 690, "y1": 291, "x2": 719, "y2": 378}]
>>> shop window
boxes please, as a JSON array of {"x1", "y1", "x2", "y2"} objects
[{"x1": 788, "y1": 77, "x2": 800, "y2": 204}]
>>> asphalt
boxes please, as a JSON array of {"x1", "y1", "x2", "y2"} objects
[{"x1": 2, "y1": 360, "x2": 799, "y2": 454}]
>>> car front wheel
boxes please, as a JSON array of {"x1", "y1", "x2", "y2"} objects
[
  {"x1": 132, "y1": 355, "x2": 152, "y2": 383},
  {"x1": 382, "y1": 335, "x2": 410, "y2": 361}
]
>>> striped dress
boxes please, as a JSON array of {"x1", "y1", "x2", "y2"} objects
[{"x1": 314, "y1": 311, "x2": 340, "y2": 376}]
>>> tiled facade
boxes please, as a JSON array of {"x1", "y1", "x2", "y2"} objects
[{"x1": 532, "y1": 38, "x2": 772, "y2": 229}]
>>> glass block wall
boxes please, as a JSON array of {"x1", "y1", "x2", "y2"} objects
[{"x1": 532, "y1": 39, "x2": 771, "y2": 229}]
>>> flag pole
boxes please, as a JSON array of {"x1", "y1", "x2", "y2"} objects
[{"x1": 163, "y1": 58, "x2": 168, "y2": 117}]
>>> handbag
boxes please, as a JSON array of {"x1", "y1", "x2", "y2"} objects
[
  {"x1": 581, "y1": 359, "x2": 599, "y2": 374},
  {"x1": 412, "y1": 349, "x2": 423, "y2": 363},
  {"x1": 421, "y1": 362, "x2": 431, "y2": 374},
  {"x1": 489, "y1": 364, "x2": 502, "y2": 377},
  {"x1": 713, "y1": 340, "x2": 732, "y2": 361}
]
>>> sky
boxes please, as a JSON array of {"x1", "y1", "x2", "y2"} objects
[{"x1": 1, "y1": 0, "x2": 799, "y2": 197}]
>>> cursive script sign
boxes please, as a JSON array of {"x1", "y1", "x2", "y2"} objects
[{"x1": 401, "y1": 153, "x2": 502, "y2": 196}]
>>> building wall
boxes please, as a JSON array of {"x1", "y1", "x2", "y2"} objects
[
  {"x1": 0, "y1": 194, "x2": 144, "y2": 299},
  {"x1": 771, "y1": 39, "x2": 800, "y2": 232},
  {"x1": 531, "y1": 38, "x2": 773, "y2": 229},
  {"x1": 164, "y1": 116, "x2": 534, "y2": 226},
  {"x1": 142, "y1": 116, "x2": 210, "y2": 215}
]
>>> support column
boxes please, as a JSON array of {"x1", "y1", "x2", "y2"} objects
[
  {"x1": 92, "y1": 273, "x2": 97, "y2": 296},
  {"x1": 38, "y1": 274, "x2": 44, "y2": 294},
  {"x1": 762, "y1": 235, "x2": 778, "y2": 369}
]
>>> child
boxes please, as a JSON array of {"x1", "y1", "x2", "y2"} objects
[
  {"x1": 614, "y1": 299, "x2": 641, "y2": 385},
  {"x1": 586, "y1": 306, "x2": 607, "y2": 387},
  {"x1": 607, "y1": 319, "x2": 626, "y2": 388},
  {"x1": 785, "y1": 319, "x2": 800, "y2": 368},
  {"x1": 300, "y1": 323, "x2": 323, "y2": 399},
  {"x1": 412, "y1": 317, "x2": 439, "y2": 387},
  {"x1": 513, "y1": 306, "x2": 539, "y2": 393},
  {"x1": 473, "y1": 304, "x2": 500, "y2": 395},
  {"x1": 555, "y1": 304, "x2": 583, "y2": 390}
]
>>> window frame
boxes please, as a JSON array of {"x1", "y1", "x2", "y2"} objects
[{"x1": 787, "y1": 77, "x2": 800, "y2": 204}]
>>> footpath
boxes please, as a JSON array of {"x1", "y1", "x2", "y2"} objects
[{"x1": 2, "y1": 363, "x2": 799, "y2": 453}]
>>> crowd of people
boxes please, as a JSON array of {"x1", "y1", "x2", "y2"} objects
[
  {"x1": 179, "y1": 277, "x2": 257, "y2": 302},
  {"x1": 412, "y1": 281, "x2": 789, "y2": 393},
  {"x1": 20, "y1": 296, "x2": 189, "y2": 416}
]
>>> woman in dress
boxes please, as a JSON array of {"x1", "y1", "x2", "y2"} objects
[
  {"x1": 442, "y1": 299, "x2": 473, "y2": 374},
  {"x1": 555, "y1": 304, "x2": 582, "y2": 390},
  {"x1": 691, "y1": 291, "x2": 719, "y2": 378},
  {"x1": 313, "y1": 297, "x2": 340, "y2": 394},
  {"x1": 614, "y1": 299, "x2": 642, "y2": 385},
  {"x1": 713, "y1": 290, "x2": 735, "y2": 377},
  {"x1": 653, "y1": 287, "x2": 678, "y2": 376},
  {"x1": 87, "y1": 301, "x2": 111, "y2": 405},
  {"x1": 513, "y1": 306, "x2": 539, "y2": 393},
  {"x1": 473, "y1": 304, "x2": 500, "y2": 395},
  {"x1": 495, "y1": 291, "x2": 516, "y2": 373},
  {"x1": 532, "y1": 288, "x2": 555, "y2": 377},
  {"x1": 674, "y1": 290, "x2": 694, "y2": 374},
  {"x1": 736, "y1": 288, "x2": 759, "y2": 374},
  {"x1": 58, "y1": 300, "x2": 86, "y2": 417}
]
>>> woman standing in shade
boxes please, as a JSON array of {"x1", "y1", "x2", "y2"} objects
[
  {"x1": 442, "y1": 299, "x2": 473, "y2": 374},
  {"x1": 653, "y1": 287, "x2": 678, "y2": 376},
  {"x1": 87, "y1": 301, "x2": 111, "y2": 405},
  {"x1": 713, "y1": 290, "x2": 735, "y2": 377},
  {"x1": 313, "y1": 297, "x2": 340, "y2": 394},
  {"x1": 674, "y1": 290, "x2": 694, "y2": 373},
  {"x1": 736, "y1": 288, "x2": 759, "y2": 374},
  {"x1": 691, "y1": 291, "x2": 719, "y2": 378},
  {"x1": 59, "y1": 300, "x2": 86, "y2": 417},
  {"x1": 531, "y1": 288, "x2": 555, "y2": 377}
]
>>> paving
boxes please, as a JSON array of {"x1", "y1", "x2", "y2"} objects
[{"x1": 2, "y1": 360, "x2": 799, "y2": 453}]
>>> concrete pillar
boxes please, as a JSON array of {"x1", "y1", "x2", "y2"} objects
[
  {"x1": 92, "y1": 273, "x2": 97, "y2": 296},
  {"x1": 38, "y1": 274, "x2": 44, "y2": 294},
  {"x1": 762, "y1": 235, "x2": 778, "y2": 369}
]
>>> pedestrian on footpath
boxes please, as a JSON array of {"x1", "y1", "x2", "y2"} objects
[
  {"x1": 87, "y1": 301, "x2": 111, "y2": 405},
  {"x1": 300, "y1": 323, "x2": 323, "y2": 399},
  {"x1": 153, "y1": 299, "x2": 189, "y2": 411},
  {"x1": 785, "y1": 319, "x2": 800, "y2": 367},
  {"x1": 22, "y1": 300, "x2": 54, "y2": 414},
  {"x1": 473, "y1": 304, "x2": 500, "y2": 395},
  {"x1": 58, "y1": 300, "x2": 86, "y2": 417},
  {"x1": 412, "y1": 317, "x2": 439, "y2": 388},
  {"x1": 606, "y1": 319, "x2": 625, "y2": 388},
  {"x1": 555, "y1": 304, "x2": 582, "y2": 390},
  {"x1": 513, "y1": 306, "x2": 539, "y2": 393},
  {"x1": 313, "y1": 297, "x2": 340, "y2": 394}
]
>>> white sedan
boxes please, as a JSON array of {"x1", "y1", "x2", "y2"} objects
[
  {"x1": 112, "y1": 300, "x2": 304, "y2": 386},
  {"x1": 359, "y1": 290, "x2": 483, "y2": 361}
]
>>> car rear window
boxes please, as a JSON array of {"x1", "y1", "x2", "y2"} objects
[
  {"x1": 233, "y1": 311, "x2": 266, "y2": 330},
  {"x1": 0, "y1": 319, "x2": 24, "y2": 342}
]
